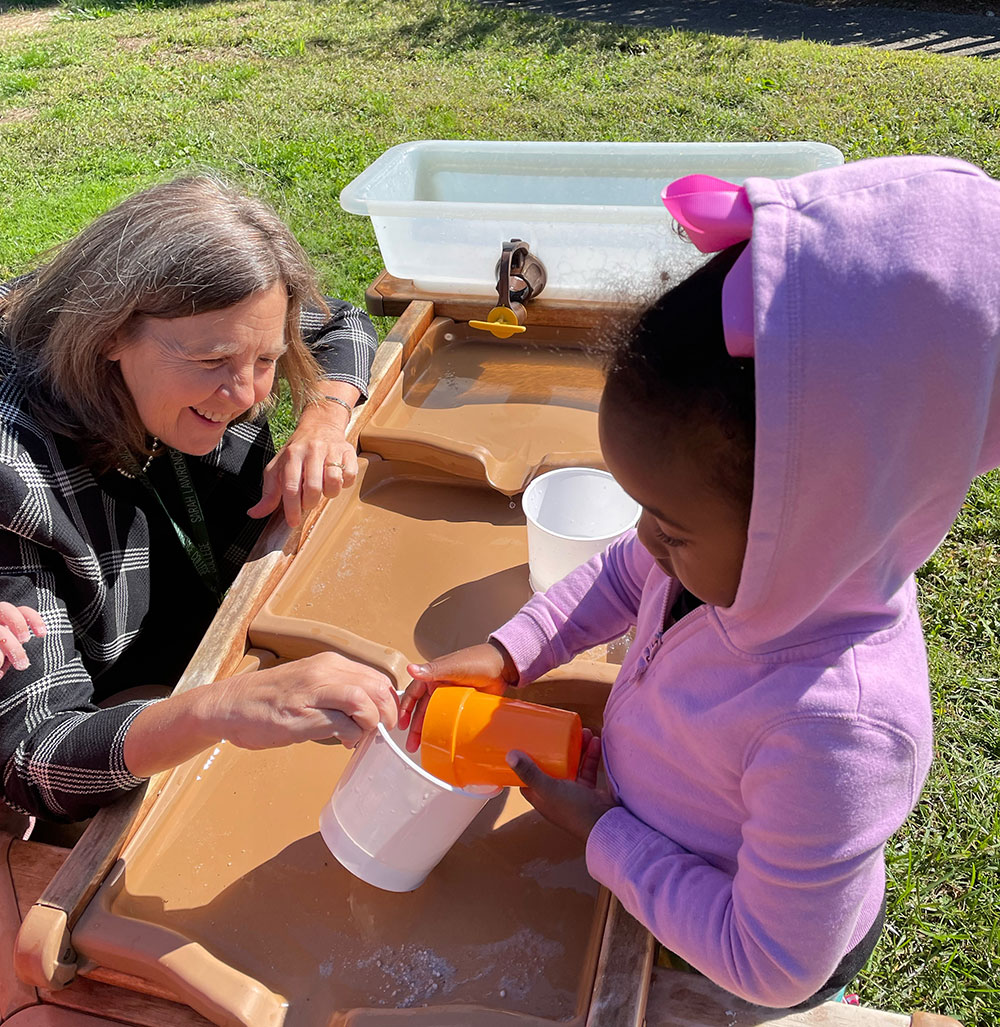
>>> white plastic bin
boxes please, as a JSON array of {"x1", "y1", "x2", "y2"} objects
[{"x1": 340, "y1": 139, "x2": 844, "y2": 298}]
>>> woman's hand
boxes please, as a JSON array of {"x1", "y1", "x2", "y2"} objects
[
  {"x1": 0, "y1": 603, "x2": 46, "y2": 678},
  {"x1": 201, "y1": 652, "x2": 398, "y2": 750},
  {"x1": 248, "y1": 386, "x2": 360, "y2": 528},
  {"x1": 399, "y1": 641, "x2": 519, "y2": 753},
  {"x1": 506, "y1": 730, "x2": 617, "y2": 841},
  {"x1": 123, "y1": 651, "x2": 399, "y2": 778}
]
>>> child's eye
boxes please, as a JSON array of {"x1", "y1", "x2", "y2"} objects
[{"x1": 654, "y1": 524, "x2": 686, "y2": 548}]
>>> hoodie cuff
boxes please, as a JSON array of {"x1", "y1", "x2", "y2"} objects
[
  {"x1": 586, "y1": 805, "x2": 684, "y2": 892},
  {"x1": 490, "y1": 610, "x2": 557, "y2": 685}
]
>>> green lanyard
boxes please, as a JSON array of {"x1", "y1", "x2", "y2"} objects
[{"x1": 133, "y1": 449, "x2": 224, "y2": 601}]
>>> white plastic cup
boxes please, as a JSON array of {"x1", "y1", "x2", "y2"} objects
[
  {"x1": 522, "y1": 468, "x2": 640, "y2": 593},
  {"x1": 319, "y1": 722, "x2": 502, "y2": 892}
]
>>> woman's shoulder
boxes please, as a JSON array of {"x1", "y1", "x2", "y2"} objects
[
  {"x1": 0, "y1": 350, "x2": 44, "y2": 460},
  {"x1": 0, "y1": 354, "x2": 94, "y2": 523}
]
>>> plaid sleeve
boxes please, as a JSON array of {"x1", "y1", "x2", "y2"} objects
[
  {"x1": 299, "y1": 298, "x2": 377, "y2": 399},
  {"x1": 0, "y1": 546, "x2": 148, "y2": 823}
]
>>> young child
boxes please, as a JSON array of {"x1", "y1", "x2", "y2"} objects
[
  {"x1": 0, "y1": 603, "x2": 45, "y2": 678},
  {"x1": 401, "y1": 155, "x2": 1000, "y2": 1009}
]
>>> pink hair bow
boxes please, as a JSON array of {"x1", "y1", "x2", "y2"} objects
[
  {"x1": 661, "y1": 174, "x2": 753, "y2": 253},
  {"x1": 661, "y1": 174, "x2": 755, "y2": 358}
]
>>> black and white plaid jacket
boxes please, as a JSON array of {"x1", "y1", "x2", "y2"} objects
[{"x1": 0, "y1": 292, "x2": 376, "y2": 821}]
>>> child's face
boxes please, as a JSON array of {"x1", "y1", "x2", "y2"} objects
[{"x1": 599, "y1": 395, "x2": 750, "y2": 608}]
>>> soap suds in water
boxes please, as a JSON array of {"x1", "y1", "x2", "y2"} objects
[{"x1": 356, "y1": 945, "x2": 458, "y2": 1007}]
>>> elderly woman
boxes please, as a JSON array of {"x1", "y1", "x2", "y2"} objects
[{"x1": 0, "y1": 175, "x2": 398, "y2": 824}]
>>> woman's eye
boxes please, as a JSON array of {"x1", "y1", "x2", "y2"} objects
[
  {"x1": 257, "y1": 356, "x2": 277, "y2": 367},
  {"x1": 199, "y1": 358, "x2": 225, "y2": 369}
]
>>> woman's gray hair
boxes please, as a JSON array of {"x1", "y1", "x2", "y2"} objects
[{"x1": 2, "y1": 173, "x2": 326, "y2": 471}]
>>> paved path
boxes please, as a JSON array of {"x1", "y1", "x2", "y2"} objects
[{"x1": 476, "y1": 0, "x2": 1000, "y2": 58}]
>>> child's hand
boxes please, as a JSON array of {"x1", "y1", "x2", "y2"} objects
[
  {"x1": 506, "y1": 730, "x2": 617, "y2": 841},
  {"x1": 399, "y1": 641, "x2": 519, "y2": 753},
  {"x1": 0, "y1": 603, "x2": 46, "y2": 678}
]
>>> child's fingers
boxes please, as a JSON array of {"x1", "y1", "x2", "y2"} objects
[
  {"x1": 0, "y1": 602, "x2": 31, "y2": 643},
  {"x1": 18, "y1": 606, "x2": 46, "y2": 637},
  {"x1": 505, "y1": 749, "x2": 545, "y2": 791},
  {"x1": 578, "y1": 734, "x2": 603, "y2": 789},
  {"x1": 0, "y1": 629, "x2": 29, "y2": 672},
  {"x1": 404, "y1": 695, "x2": 430, "y2": 753}
]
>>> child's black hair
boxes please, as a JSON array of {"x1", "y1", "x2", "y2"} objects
[{"x1": 598, "y1": 243, "x2": 756, "y2": 515}]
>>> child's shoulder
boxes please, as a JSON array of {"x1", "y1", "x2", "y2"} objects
[{"x1": 749, "y1": 622, "x2": 932, "y2": 753}]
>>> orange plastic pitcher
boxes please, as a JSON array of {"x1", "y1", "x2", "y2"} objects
[{"x1": 420, "y1": 686, "x2": 583, "y2": 789}]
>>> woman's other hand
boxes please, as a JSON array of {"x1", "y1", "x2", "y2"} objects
[
  {"x1": 0, "y1": 603, "x2": 46, "y2": 678},
  {"x1": 506, "y1": 730, "x2": 617, "y2": 841},
  {"x1": 399, "y1": 641, "x2": 519, "y2": 753},
  {"x1": 123, "y1": 651, "x2": 399, "y2": 778},
  {"x1": 248, "y1": 385, "x2": 360, "y2": 528}
]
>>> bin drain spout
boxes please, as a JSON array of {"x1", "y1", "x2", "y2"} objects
[{"x1": 469, "y1": 239, "x2": 546, "y2": 339}]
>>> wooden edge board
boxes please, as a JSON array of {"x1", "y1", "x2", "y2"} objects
[
  {"x1": 40, "y1": 975, "x2": 213, "y2": 1027},
  {"x1": 365, "y1": 271, "x2": 633, "y2": 329},
  {"x1": 644, "y1": 966, "x2": 965, "y2": 1027},
  {"x1": 585, "y1": 897, "x2": 654, "y2": 1027}
]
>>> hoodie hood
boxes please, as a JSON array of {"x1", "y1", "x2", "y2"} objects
[{"x1": 716, "y1": 156, "x2": 1000, "y2": 653}]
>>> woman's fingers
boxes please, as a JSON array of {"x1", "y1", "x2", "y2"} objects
[
  {"x1": 247, "y1": 460, "x2": 282, "y2": 520},
  {"x1": 278, "y1": 450, "x2": 305, "y2": 527},
  {"x1": 319, "y1": 446, "x2": 357, "y2": 501},
  {"x1": 339, "y1": 449, "x2": 359, "y2": 490}
]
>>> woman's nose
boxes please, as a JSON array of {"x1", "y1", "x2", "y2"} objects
[{"x1": 218, "y1": 367, "x2": 255, "y2": 409}]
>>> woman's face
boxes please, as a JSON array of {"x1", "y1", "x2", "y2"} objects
[{"x1": 110, "y1": 282, "x2": 288, "y2": 456}]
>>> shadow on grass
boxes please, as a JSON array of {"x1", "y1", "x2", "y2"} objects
[
  {"x1": 470, "y1": 0, "x2": 1000, "y2": 59},
  {"x1": 384, "y1": 2, "x2": 648, "y2": 57}
]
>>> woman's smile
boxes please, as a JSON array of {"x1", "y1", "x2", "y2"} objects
[{"x1": 190, "y1": 406, "x2": 230, "y2": 425}]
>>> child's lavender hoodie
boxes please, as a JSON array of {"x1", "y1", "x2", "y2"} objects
[{"x1": 493, "y1": 157, "x2": 1000, "y2": 1007}]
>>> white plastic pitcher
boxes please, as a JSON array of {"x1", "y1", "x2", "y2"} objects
[
  {"x1": 319, "y1": 721, "x2": 502, "y2": 892},
  {"x1": 522, "y1": 468, "x2": 640, "y2": 593}
]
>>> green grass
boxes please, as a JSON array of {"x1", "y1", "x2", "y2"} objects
[{"x1": 1, "y1": 1, "x2": 999, "y2": 1023}]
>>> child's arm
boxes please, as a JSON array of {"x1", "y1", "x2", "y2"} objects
[
  {"x1": 400, "y1": 532, "x2": 654, "y2": 750},
  {"x1": 0, "y1": 602, "x2": 46, "y2": 677},
  {"x1": 492, "y1": 529, "x2": 652, "y2": 684}
]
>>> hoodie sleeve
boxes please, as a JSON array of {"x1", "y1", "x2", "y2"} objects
[
  {"x1": 491, "y1": 530, "x2": 653, "y2": 683},
  {"x1": 587, "y1": 709, "x2": 922, "y2": 1008}
]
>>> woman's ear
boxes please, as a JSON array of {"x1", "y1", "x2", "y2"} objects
[{"x1": 105, "y1": 327, "x2": 129, "y2": 362}]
